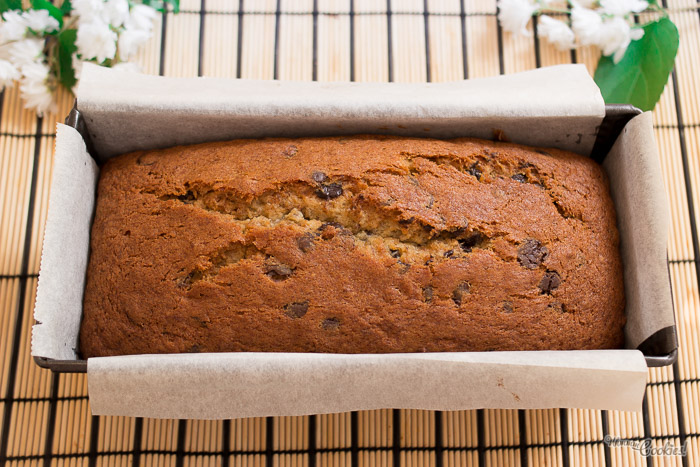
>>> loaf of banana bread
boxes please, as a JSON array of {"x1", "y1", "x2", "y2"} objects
[{"x1": 79, "y1": 135, "x2": 625, "y2": 357}]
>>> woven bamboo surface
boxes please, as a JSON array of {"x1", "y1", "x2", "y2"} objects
[{"x1": 0, "y1": 0, "x2": 698, "y2": 465}]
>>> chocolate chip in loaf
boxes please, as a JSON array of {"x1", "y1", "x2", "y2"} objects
[
  {"x1": 389, "y1": 248, "x2": 401, "y2": 258},
  {"x1": 177, "y1": 191, "x2": 196, "y2": 204},
  {"x1": 539, "y1": 271, "x2": 561, "y2": 294},
  {"x1": 311, "y1": 171, "x2": 328, "y2": 183},
  {"x1": 444, "y1": 249, "x2": 455, "y2": 258},
  {"x1": 517, "y1": 239, "x2": 549, "y2": 269},
  {"x1": 467, "y1": 162, "x2": 482, "y2": 181},
  {"x1": 547, "y1": 302, "x2": 568, "y2": 313},
  {"x1": 176, "y1": 270, "x2": 202, "y2": 288},
  {"x1": 422, "y1": 285, "x2": 433, "y2": 303},
  {"x1": 264, "y1": 261, "x2": 294, "y2": 281},
  {"x1": 282, "y1": 144, "x2": 298, "y2": 158},
  {"x1": 502, "y1": 301, "x2": 513, "y2": 313},
  {"x1": 297, "y1": 233, "x2": 316, "y2": 252},
  {"x1": 536, "y1": 149, "x2": 552, "y2": 157},
  {"x1": 511, "y1": 173, "x2": 527, "y2": 183},
  {"x1": 322, "y1": 317, "x2": 340, "y2": 330},
  {"x1": 458, "y1": 231, "x2": 483, "y2": 252},
  {"x1": 452, "y1": 282, "x2": 470, "y2": 306},
  {"x1": 284, "y1": 301, "x2": 309, "y2": 318},
  {"x1": 316, "y1": 183, "x2": 343, "y2": 200}
]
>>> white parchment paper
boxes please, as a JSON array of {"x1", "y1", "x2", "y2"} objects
[
  {"x1": 603, "y1": 112, "x2": 675, "y2": 349},
  {"x1": 75, "y1": 63, "x2": 605, "y2": 159},
  {"x1": 32, "y1": 125, "x2": 98, "y2": 361},
  {"x1": 31, "y1": 64, "x2": 669, "y2": 417},
  {"x1": 88, "y1": 351, "x2": 648, "y2": 418}
]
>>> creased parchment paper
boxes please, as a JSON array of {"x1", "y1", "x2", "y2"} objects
[
  {"x1": 88, "y1": 351, "x2": 647, "y2": 418},
  {"x1": 75, "y1": 63, "x2": 604, "y2": 160},
  {"x1": 31, "y1": 64, "x2": 671, "y2": 417},
  {"x1": 32, "y1": 125, "x2": 98, "y2": 361},
  {"x1": 603, "y1": 112, "x2": 675, "y2": 349}
]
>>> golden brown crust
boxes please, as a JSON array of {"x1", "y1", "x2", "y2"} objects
[{"x1": 79, "y1": 135, "x2": 625, "y2": 357}]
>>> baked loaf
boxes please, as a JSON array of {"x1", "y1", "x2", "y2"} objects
[{"x1": 80, "y1": 135, "x2": 625, "y2": 357}]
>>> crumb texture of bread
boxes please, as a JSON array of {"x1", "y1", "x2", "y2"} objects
[{"x1": 79, "y1": 135, "x2": 626, "y2": 357}]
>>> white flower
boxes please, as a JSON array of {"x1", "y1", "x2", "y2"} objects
[
  {"x1": 72, "y1": 0, "x2": 105, "y2": 24},
  {"x1": 126, "y1": 4, "x2": 158, "y2": 32},
  {"x1": 76, "y1": 19, "x2": 117, "y2": 63},
  {"x1": 118, "y1": 27, "x2": 151, "y2": 60},
  {"x1": 571, "y1": 4, "x2": 603, "y2": 46},
  {"x1": 9, "y1": 38, "x2": 44, "y2": 66},
  {"x1": 19, "y1": 61, "x2": 54, "y2": 116},
  {"x1": 598, "y1": 16, "x2": 643, "y2": 63},
  {"x1": 0, "y1": 59, "x2": 19, "y2": 88},
  {"x1": 0, "y1": 10, "x2": 28, "y2": 42},
  {"x1": 538, "y1": 15, "x2": 575, "y2": 50},
  {"x1": 600, "y1": 0, "x2": 648, "y2": 16},
  {"x1": 111, "y1": 61, "x2": 141, "y2": 73},
  {"x1": 103, "y1": 0, "x2": 130, "y2": 27},
  {"x1": 497, "y1": 0, "x2": 537, "y2": 36},
  {"x1": 22, "y1": 9, "x2": 59, "y2": 33}
]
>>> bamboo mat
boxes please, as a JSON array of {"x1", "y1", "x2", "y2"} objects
[{"x1": 0, "y1": 0, "x2": 698, "y2": 465}]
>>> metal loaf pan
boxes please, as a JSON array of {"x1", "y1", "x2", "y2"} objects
[{"x1": 33, "y1": 103, "x2": 678, "y2": 373}]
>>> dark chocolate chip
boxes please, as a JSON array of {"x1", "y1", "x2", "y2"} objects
[
  {"x1": 539, "y1": 271, "x2": 561, "y2": 294},
  {"x1": 123, "y1": 230, "x2": 131, "y2": 236},
  {"x1": 452, "y1": 282, "x2": 470, "y2": 306},
  {"x1": 389, "y1": 248, "x2": 401, "y2": 258},
  {"x1": 502, "y1": 301, "x2": 513, "y2": 313},
  {"x1": 316, "y1": 183, "x2": 343, "y2": 200},
  {"x1": 282, "y1": 145, "x2": 298, "y2": 157},
  {"x1": 422, "y1": 285, "x2": 433, "y2": 303},
  {"x1": 536, "y1": 149, "x2": 552, "y2": 157},
  {"x1": 284, "y1": 301, "x2": 309, "y2": 318},
  {"x1": 177, "y1": 191, "x2": 196, "y2": 204},
  {"x1": 517, "y1": 239, "x2": 549, "y2": 269},
  {"x1": 547, "y1": 302, "x2": 568, "y2": 313},
  {"x1": 297, "y1": 233, "x2": 316, "y2": 252},
  {"x1": 467, "y1": 162, "x2": 482, "y2": 180},
  {"x1": 176, "y1": 271, "x2": 201, "y2": 288},
  {"x1": 311, "y1": 171, "x2": 328, "y2": 183},
  {"x1": 458, "y1": 231, "x2": 483, "y2": 252},
  {"x1": 444, "y1": 249, "x2": 455, "y2": 258},
  {"x1": 322, "y1": 317, "x2": 340, "y2": 330},
  {"x1": 511, "y1": 173, "x2": 527, "y2": 183},
  {"x1": 265, "y1": 262, "x2": 294, "y2": 281}
]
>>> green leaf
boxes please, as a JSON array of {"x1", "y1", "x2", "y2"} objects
[
  {"x1": 56, "y1": 28, "x2": 78, "y2": 91},
  {"x1": 141, "y1": 0, "x2": 180, "y2": 13},
  {"x1": 0, "y1": 0, "x2": 22, "y2": 13},
  {"x1": 60, "y1": 0, "x2": 72, "y2": 16},
  {"x1": 594, "y1": 17, "x2": 679, "y2": 112},
  {"x1": 30, "y1": 0, "x2": 64, "y2": 27}
]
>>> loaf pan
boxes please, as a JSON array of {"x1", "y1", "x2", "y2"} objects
[{"x1": 33, "y1": 103, "x2": 678, "y2": 373}]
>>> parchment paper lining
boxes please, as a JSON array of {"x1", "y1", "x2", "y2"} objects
[{"x1": 32, "y1": 64, "x2": 671, "y2": 417}]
